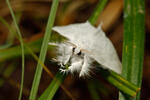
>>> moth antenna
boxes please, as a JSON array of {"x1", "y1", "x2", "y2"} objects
[
  {"x1": 80, "y1": 49, "x2": 92, "y2": 55},
  {"x1": 48, "y1": 42, "x2": 60, "y2": 46},
  {"x1": 63, "y1": 40, "x2": 77, "y2": 48},
  {"x1": 50, "y1": 58, "x2": 59, "y2": 63}
]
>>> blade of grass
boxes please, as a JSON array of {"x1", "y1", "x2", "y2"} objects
[
  {"x1": 0, "y1": 16, "x2": 13, "y2": 49},
  {"x1": 29, "y1": 0, "x2": 60, "y2": 100},
  {"x1": 38, "y1": 72, "x2": 66, "y2": 100},
  {"x1": 0, "y1": 13, "x2": 21, "y2": 49},
  {"x1": 97, "y1": 67, "x2": 140, "y2": 97},
  {"x1": 6, "y1": 0, "x2": 25, "y2": 100},
  {"x1": 88, "y1": 0, "x2": 108, "y2": 25},
  {"x1": 0, "y1": 39, "x2": 42, "y2": 61},
  {"x1": 87, "y1": 81, "x2": 101, "y2": 100},
  {"x1": 119, "y1": 0, "x2": 145, "y2": 99}
]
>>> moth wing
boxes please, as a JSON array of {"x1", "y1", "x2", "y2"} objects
[
  {"x1": 52, "y1": 21, "x2": 122, "y2": 74},
  {"x1": 82, "y1": 28, "x2": 122, "y2": 74},
  {"x1": 52, "y1": 21, "x2": 97, "y2": 41}
]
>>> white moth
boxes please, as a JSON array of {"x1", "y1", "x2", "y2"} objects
[{"x1": 49, "y1": 21, "x2": 122, "y2": 77}]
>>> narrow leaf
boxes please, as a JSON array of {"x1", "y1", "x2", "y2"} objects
[
  {"x1": 29, "y1": 0, "x2": 60, "y2": 100},
  {"x1": 119, "y1": 0, "x2": 145, "y2": 99},
  {"x1": 38, "y1": 72, "x2": 65, "y2": 100},
  {"x1": 6, "y1": 0, "x2": 25, "y2": 100}
]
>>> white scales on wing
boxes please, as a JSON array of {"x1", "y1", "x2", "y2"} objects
[{"x1": 50, "y1": 21, "x2": 122, "y2": 76}]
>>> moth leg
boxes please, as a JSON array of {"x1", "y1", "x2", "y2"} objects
[
  {"x1": 79, "y1": 55, "x2": 91, "y2": 77},
  {"x1": 59, "y1": 68, "x2": 66, "y2": 73},
  {"x1": 68, "y1": 60, "x2": 83, "y2": 74}
]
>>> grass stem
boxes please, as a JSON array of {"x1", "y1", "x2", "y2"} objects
[
  {"x1": 6, "y1": 0, "x2": 25, "y2": 100},
  {"x1": 119, "y1": 0, "x2": 145, "y2": 99},
  {"x1": 29, "y1": 0, "x2": 59, "y2": 100}
]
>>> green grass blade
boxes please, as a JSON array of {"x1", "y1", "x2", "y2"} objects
[
  {"x1": 119, "y1": 0, "x2": 145, "y2": 99},
  {"x1": 88, "y1": 0, "x2": 108, "y2": 25},
  {"x1": 6, "y1": 0, "x2": 25, "y2": 100},
  {"x1": 29, "y1": 0, "x2": 59, "y2": 100},
  {"x1": 0, "y1": 13, "x2": 21, "y2": 49},
  {"x1": 38, "y1": 72, "x2": 65, "y2": 100},
  {"x1": 0, "y1": 39, "x2": 42, "y2": 61},
  {"x1": 0, "y1": 16, "x2": 13, "y2": 49},
  {"x1": 87, "y1": 81, "x2": 101, "y2": 100},
  {"x1": 98, "y1": 67, "x2": 139, "y2": 97}
]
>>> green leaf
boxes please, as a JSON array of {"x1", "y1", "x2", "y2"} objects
[
  {"x1": 38, "y1": 72, "x2": 65, "y2": 100},
  {"x1": 119, "y1": 0, "x2": 145, "y2": 100},
  {"x1": 0, "y1": 39, "x2": 42, "y2": 61},
  {"x1": 6, "y1": 0, "x2": 25, "y2": 100},
  {"x1": 88, "y1": 0, "x2": 108, "y2": 25},
  {"x1": 29, "y1": 0, "x2": 60, "y2": 100},
  {"x1": 87, "y1": 81, "x2": 101, "y2": 100},
  {"x1": 0, "y1": 13, "x2": 21, "y2": 49},
  {"x1": 97, "y1": 67, "x2": 140, "y2": 97}
]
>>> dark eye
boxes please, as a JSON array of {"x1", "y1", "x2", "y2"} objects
[
  {"x1": 77, "y1": 51, "x2": 82, "y2": 55},
  {"x1": 72, "y1": 47, "x2": 75, "y2": 52}
]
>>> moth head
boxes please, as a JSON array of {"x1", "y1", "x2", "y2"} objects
[{"x1": 49, "y1": 41, "x2": 90, "y2": 74}]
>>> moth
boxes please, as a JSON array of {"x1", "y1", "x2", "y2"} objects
[{"x1": 49, "y1": 21, "x2": 122, "y2": 77}]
